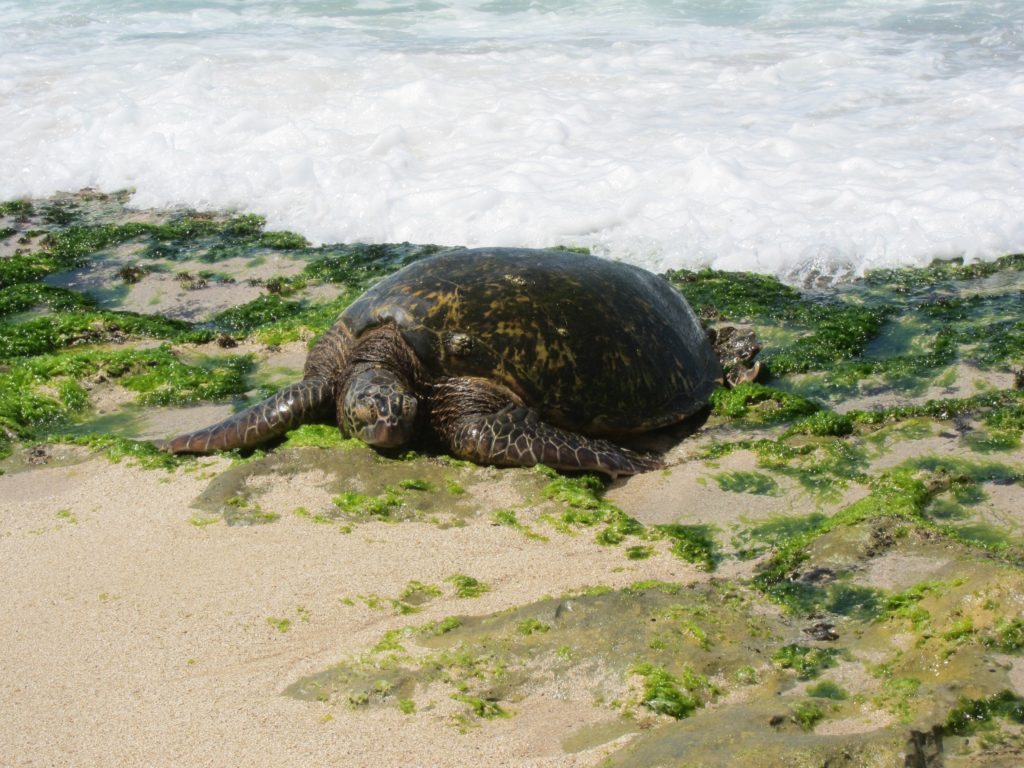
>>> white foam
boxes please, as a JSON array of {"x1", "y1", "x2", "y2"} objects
[{"x1": 2, "y1": 0, "x2": 1024, "y2": 281}]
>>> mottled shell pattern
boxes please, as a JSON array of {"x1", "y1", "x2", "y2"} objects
[{"x1": 338, "y1": 248, "x2": 722, "y2": 435}]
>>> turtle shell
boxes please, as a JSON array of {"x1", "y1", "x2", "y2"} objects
[{"x1": 339, "y1": 248, "x2": 722, "y2": 435}]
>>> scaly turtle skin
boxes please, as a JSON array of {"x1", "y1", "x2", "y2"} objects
[{"x1": 166, "y1": 248, "x2": 726, "y2": 478}]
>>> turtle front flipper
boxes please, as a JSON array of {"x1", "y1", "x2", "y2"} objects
[
  {"x1": 445, "y1": 405, "x2": 660, "y2": 479},
  {"x1": 431, "y1": 378, "x2": 660, "y2": 479},
  {"x1": 164, "y1": 378, "x2": 333, "y2": 453}
]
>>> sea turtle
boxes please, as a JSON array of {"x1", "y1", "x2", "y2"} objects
[{"x1": 166, "y1": 248, "x2": 750, "y2": 478}]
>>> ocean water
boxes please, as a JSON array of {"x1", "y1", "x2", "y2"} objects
[{"x1": 2, "y1": 1, "x2": 1023, "y2": 282}]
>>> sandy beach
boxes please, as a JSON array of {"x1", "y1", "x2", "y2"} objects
[
  {"x1": 2, "y1": 193, "x2": 1024, "y2": 766},
  {"x1": 0, "y1": 448, "x2": 722, "y2": 767}
]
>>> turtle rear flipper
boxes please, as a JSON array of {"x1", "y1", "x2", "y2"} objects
[
  {"x1": 709, "y1": 325, "x2": 763, "y2": 386},
  {"x1": 164, "y1": 378, "x2": 333, "y2": 453},
  {"x1": 432, "y1": 379, "x2": 661, "y2": 479}
]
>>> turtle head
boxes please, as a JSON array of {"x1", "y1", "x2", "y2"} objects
[{"x1": 340, "y1": 368, "x2": 418, "y2": 448}]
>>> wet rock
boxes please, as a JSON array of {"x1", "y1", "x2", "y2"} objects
[
  {"x1": 803, "y1": 621, "x2": 839, "y2": 642},
  {"x1": 26, "y1": 445, "x2": 49, "y2": 465},
  {"x1": 904, "y1": 726, "x2": 943, "y2": 768}
]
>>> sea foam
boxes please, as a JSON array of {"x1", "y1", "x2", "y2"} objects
[{"x1": 2, "y1": 0, "x2": 1024, "y2": 282}]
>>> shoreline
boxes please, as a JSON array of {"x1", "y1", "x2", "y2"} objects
[{"x1": 2, "y1": 191, "x2": 1023, "y2": 766}]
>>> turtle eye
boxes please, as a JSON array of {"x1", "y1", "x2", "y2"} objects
[
  {"x1": 374, "y1": 395, "x2": 393, "y2": 422},
  {"x1": 399, "y1": 395, "x2": 417, "y2": 420}
]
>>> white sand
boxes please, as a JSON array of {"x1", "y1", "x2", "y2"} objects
[{"x1": 0, "y1": 454, "x2": 707, "y2": 767}]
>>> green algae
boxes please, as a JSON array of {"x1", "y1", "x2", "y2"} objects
[
  {"x1": 389, "y1": 581, "x2": 443, "y2": 614},
  {"x1": 491, "y1": 508, "x2": 548, "y2": 541},
  {"x1": 451, "y1": 692, "x2": 510, "y2": 721},
  {"x1": 41, "y1": 433, "x2": 185, "y2": 470},
  {"x1": 712, "y1": 469, "x2": 781, "y2": 495},
  {"x1": 0, "y1": 283, "x2": 95, "y2": 317},
  {"x1": 267, "y1": 616, "x2": 293, "y2": 633},
  {"x1": 745, "y1": 448, "x2": 1024, "y2": 615},
  {"x1": 133, "y1": 212, "x2": 308, "y2": 262},
  {"x1": 278, "y1": 424, "x2": 362, "y2": 450},
  {"x1": 655, "y1": 524, "x2": 719, "y2": 571},
  {"x1": 333, "y1": 489, "x2": 405, "y2": 519},
  {"x1": 397, "y1": 478, "x2": 433, "y2": 491},
  {"x1": 985, "y1": 618, "x2": 1024, "y2": 653},
  {"x1": 0, "y1": 307, "x2": 208, "y2": 360},
  {"x1": 492, "y1": 508, "x2": 521, "y2": 526},
  {"x1": 788, "y1": 700, "x2": 827, "y2": 731},
  {"x1": 538, "y1": 467, "x2": 645, "y2": 544},
  {"x1": 516, "y1": 618, "x2": 551, "y2": 636},
  {"x1": 943, "y1": 690, "x2": 1024, "y2": 736},
  {"x1": 667, "y1": 268, "x2": 804, "y2": 322},
  {"x1": 0, "y1": 343, "x2": 256, "y2": 460},
  {"x1": 764, "y1": 305, "x2": 890, "y2": 376},
  {"x1": 864, "y1": 253, "x2": 1024, "y2": 293},
  {"x1": 331, "y1": 476, "x2": 455, "y2": 522},
  {"x1": 771, "y1": 644, "x2": 841, "y2": 679},
  {"x1": 709, "y1": 382, "x2": 820, "y2": 424},
  {"x1": 0, "y1": 205, "x2": 439, "y2": 380},
  {"x1": 602, "y1": 543, "x2": 1024, "y2": 764},
  {"x1": 221, "y1": 494, "x2": 280, "y2": 526},
  {"x1": 731, "y1": 512, "x2": 830, "y2": 560},
  {"x1": 875, "y1": 580, "x2": 957, "y2": 629},
  {"x1": 782, "y1": 410, "x2": 854, "y2": 437},
  {"x1": 0, "y1": 199, "x2": 34, "y2": 219},
  {"x1": 626, "y1": 544, "x2": 654, "y2": 559},
  {"x1": 301, "y1": 242, "x2": 445, "y2": 287},
  {"x1": 974, "y1": 403, "x2": 1024, "y2": 450},
  {"x1": 672, "y1": 256, "x2": 1022, "y2": 438},
  {"x1": 536, "y1": 468, "x2": 730, "y2": 562},
  {"x1": 805, "y1": 680, "x2": 848, "y2": 700},
  {"x1": 632, "y1": 662, "x2": 710, "y2": 719},
  {"x1": 448, "y1": 574, "x2": 489, "y2": 599},
  {"x1": 212, "y1": 294, "x2": 305, "y2": 333},
  {"x1": 290, "y1": 527, "x2": 1024, "y2": 763},
  {"x1": 703, "y1": 438, "x2": 869, "y2": 504}
]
